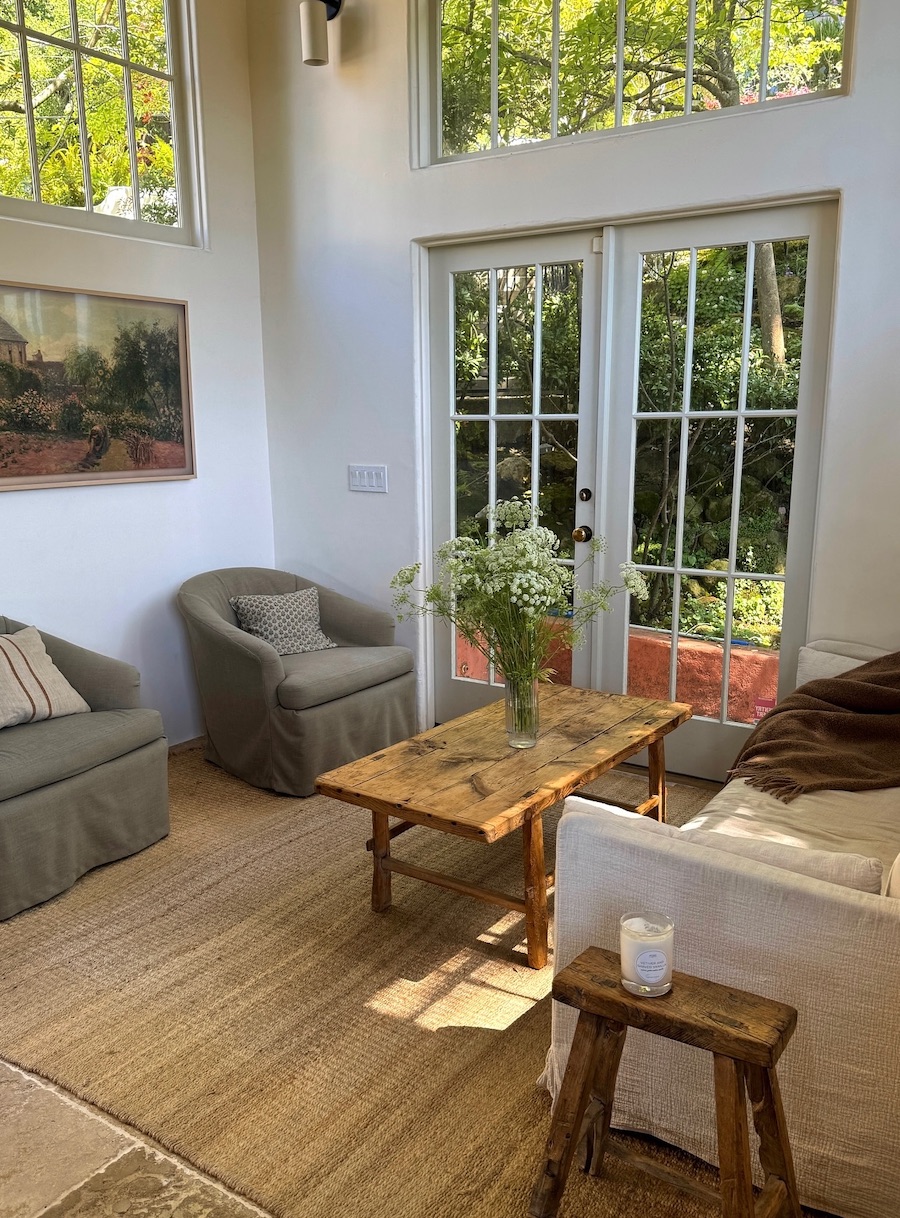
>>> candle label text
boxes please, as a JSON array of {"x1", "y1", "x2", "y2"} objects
[{"x1": 635, "y1": 950, "x2": 669, "y2": 984}]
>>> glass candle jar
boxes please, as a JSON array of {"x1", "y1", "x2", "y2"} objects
[{"x1": 619, "y1": 911, "x2": 674, "y2": 997}]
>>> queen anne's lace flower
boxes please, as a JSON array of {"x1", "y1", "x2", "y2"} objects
[{"x1": 391, "y1": 499, "x2": 648, "y2": 684}]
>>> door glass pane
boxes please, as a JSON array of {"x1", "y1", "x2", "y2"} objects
[
  {"x1": 440, "y1": 0, "x2": 491, "y2": 156},
  {"x1": 0, "y1": 29, "x2": 33, "y2": 201},
  {"x1": 691, "y1": 244, "x2": 747, "y2": 411},
  {"x1": 738, "y1": 416, "x2": 794, "y2": 573},
  {"x1": 727, "y1": 579, "x2": 783, "y2": 722},
  {"x1": 496, "y1": 418, "x2": 532, "y2": 503},
  {"x1": 681, "y1": 417, "x2": 736, "y2": 572},
  {"x1": 638, "y1": 251, "x2": 689, "y2": 412},
  {"x1": 539, "y1": 419, "x2": 577, "y2": 558},
  {"x1": 627, "y1": 232, "x2": 811, "y2": 729},
  {"x1": 628, "y1": 573, "x2": 674, "y2": 702},
  {"x1": 445, "y1": 244, "x2": 584, "y2": 707},
  {"x1": 747, "y1": 239, "x2": 807, "y2": 410},
  {"x1": 453, "y1": 270, "x2": 490, "y2": 415},
  {"x1": 454, "y1": 420, "x2": 490, "y2": 532},
  {"x1": 633, "y1": 418, "x2": 680, "y2": 567},
  {"x1": 498, "y1": 0, "x2": 552, "y2": 146},
  {"x1": 622, "y1": 0, "x2": 688, "y2": 123},
  {"x1": 496, "y1": 265, "x2": 535, "y2": 414},
  {"x1": 539, "y1": 262, "x2": 581, "y2": 414},
  {"x1": 676, "y1": 575, "x2": 725, "y2": 716},
  {"x1": 557, "y1": 0, "x2": 616, "y2": 136}
]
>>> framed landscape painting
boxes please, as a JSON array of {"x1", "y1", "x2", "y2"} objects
[{"x1": 0, "y1": 281, "x2": 194, "y2": 491}]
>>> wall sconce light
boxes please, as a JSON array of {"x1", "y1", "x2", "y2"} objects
[{"x1": 299, "y1": 0, "x2": 342, "y2": 67}]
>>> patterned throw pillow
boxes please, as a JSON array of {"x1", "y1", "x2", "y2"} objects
[
  {"x1": 229, "y1": 588, "x2": 337, "y2": 656},
  {"x1": 0, "y1": 626, "x2": 91, "y2": 729}
]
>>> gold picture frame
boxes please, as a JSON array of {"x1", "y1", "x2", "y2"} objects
[{"x1": 0, "y1": 280, "x2": 195, "y2": 491}]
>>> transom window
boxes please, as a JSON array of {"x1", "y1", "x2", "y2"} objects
[
  {"x1": 436, "y1": 0, "x2": 847, "y2": 159},
  {"x1": 0, "y1": 0, "x2": 187, "y2": 229}
]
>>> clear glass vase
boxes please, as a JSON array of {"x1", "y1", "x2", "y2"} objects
[{"x1": 504, "y1": 677, "x2": 539, "y2": 748}]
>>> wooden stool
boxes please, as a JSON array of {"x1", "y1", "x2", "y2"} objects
[{"x1": 530, "y1": 946, "x2": 801, "y2": 1218}]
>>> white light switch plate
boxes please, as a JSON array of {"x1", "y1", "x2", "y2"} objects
[{"x1": 348, "y1": 464, "x2": 388, "y2": 493}]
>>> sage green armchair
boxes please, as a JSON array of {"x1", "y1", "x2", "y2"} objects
[{"x1": 177, "y1": 568, "x2": 417, "y2": 796}]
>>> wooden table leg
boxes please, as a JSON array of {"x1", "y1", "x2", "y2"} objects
[
  {"x1": 371, "y1": 809, "x2": 392, "y2": 912},
  {"x1": 583, "y1": 1019, "x2": 627, "y2": 1176},
  {"x1": 530, "y1": 1011, "x2": 610, "y2": 1218},
  {"x1": 713, "y1": 1054, "x2": 755, "y2": 1218},
  {"x1": 523, "y1": 813, "x2": 549, "y2": 969},
  {"x1": 745, "y1": 1064, "x2": 802, "y2": 1218},
  {"x1": 647, "y1": 737, "x2": 667, "y2": 823}
]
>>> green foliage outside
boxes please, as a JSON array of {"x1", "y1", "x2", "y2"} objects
[
  {"x1": 632, "y1": 241, "x2": 803, "y2": 647},
  {"x1": 440, "y1": 0, "x2": 846, "y2": 155},
  {"x1": 0, "y1": 0, "x2": 177, "y2": 224},
  {"x1": 446, "y1": 1, "x2": 829, "y2": 651},
  {"x1": 452, "y1": 240, "x2": 805, "y2": 651},
  {"x1": 454, "y1": 264, "x2": 581, "y2": 559}
]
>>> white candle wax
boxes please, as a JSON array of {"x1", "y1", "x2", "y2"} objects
[{"x1": 619, "y1": 911, "x2": 674, "y2": 997}]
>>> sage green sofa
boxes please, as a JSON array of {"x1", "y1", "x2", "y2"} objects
[
  {"x1": 177, "y1": 568, "x2": 417, "y2": 796},
  {"x1": 0, "y1": 617, "x2": 169, "y2": 920}
]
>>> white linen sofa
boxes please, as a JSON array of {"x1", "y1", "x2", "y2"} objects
[{"x1": 541, "y1": 641, "x2": 900, "y2": 1218}]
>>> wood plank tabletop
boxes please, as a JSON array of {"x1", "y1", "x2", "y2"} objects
[{"x1": 316, "y1": 685, "x2": 691, "y2": 842}]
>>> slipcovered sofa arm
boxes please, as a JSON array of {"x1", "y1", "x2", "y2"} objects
[
  {"x1": 544, "y1": 801, "x2": 900, "y2": 1218},
  {"x1": 317, "y1": 586, "x2": 396, "y2": 648},
  {"x1": 40, "y1": 629, "x2": 141, "y2": 711}
]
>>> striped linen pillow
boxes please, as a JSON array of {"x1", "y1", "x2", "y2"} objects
[{"x1": 0, "y1": 626, "x2": 90, "y2": 729}]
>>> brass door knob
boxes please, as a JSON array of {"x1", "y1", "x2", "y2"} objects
[{"x1": 572, "y1": 525, "x2": 593, "y2": 543}]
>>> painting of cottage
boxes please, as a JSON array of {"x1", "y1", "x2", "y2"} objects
[{"x1": 0, "y1": 283, "x2": 193, "y2": 490}]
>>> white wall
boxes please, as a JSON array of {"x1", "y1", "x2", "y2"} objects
[
  {"x1": 0, "y1": 0, "x2": 274, "y2": 744},
  {"x1": 250, "y1": 2, "x2": 900, "y2": 672}
]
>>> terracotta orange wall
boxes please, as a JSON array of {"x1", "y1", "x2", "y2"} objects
[
  {"x1": 456, "y1": 625, "x2": 779, "y2": 722},
  {"x1": 627, "y1": 628, "x2": 779, "y2": 723}
]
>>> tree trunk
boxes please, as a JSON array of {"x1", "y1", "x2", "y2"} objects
[{"x1": 754, "y1": 242, "x2": 786, "y2": 365}]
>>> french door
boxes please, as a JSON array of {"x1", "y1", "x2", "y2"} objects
[
  {"x1": 427, "y1": 202, "x2": 836, "y2": 779},
  {"x1": 601, "y1": 203, "x2": 836, "y2": 779},
  {"x1": 428, "y1": 231, "x2": 603, "y2": 723}
]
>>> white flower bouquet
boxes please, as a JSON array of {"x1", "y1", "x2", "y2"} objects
[{"x1": 391, "y1": 500, "x2": 648, "y2": 742}]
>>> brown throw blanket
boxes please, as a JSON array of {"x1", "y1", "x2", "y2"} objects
[{"x1": 728, "y1": 650, "x2": 900, "y2": 802}]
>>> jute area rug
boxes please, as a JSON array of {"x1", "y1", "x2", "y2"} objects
[{"x1": 0, "y1": 751, "x2": 734, "y2": 1218}]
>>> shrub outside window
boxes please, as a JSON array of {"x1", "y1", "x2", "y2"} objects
[
  {"x1": 438, "y1": 0, "x2": 848, "y2": 159},
  {"x1": 0, "y1": 0, "x2": 186, "y2": 228}
]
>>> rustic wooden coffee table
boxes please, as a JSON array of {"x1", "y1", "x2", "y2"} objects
[{"x1": 316, "y1": 685, "x2": 691, "y2": 968}]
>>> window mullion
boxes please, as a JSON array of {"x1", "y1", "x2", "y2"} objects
[
  {"x1": 614, "y1": 0, "x2": 624, "y2": 127},
  {"x1": 491, "y1": 0, "x2": 499, "y2": 148},
  {"x1": 760, "y1": 0, "x2": 773, "y2": 103},
  {"x1": 684, "y1": 0, "x2": 696, "y2": 116},
  {"x1": 68, "y1": 0, "x2": 94, "y2": 212},
  {"x1": 550, "y1": 0, "x2": 559, "y2": 139},
  {"x1": 118, "y1": 0, "x2": 142, "y2": 221},
  {"x1": 531, "y1": 264, "x2": 543, "y2": 525},
  {"x1": 719, "y1": 241, "x2": 756, "y2": 721},
  {"x1": 15, "y1": 0, "x2": 41, "y2": 204}
]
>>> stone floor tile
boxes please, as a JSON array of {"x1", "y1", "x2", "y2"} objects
[
  {"x1": 39, "y1": 1146, "x2": 266, "y2": 1218},
  {"x1": 0, "y1": 1062, "x2": 132, "y2": 1218}
]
